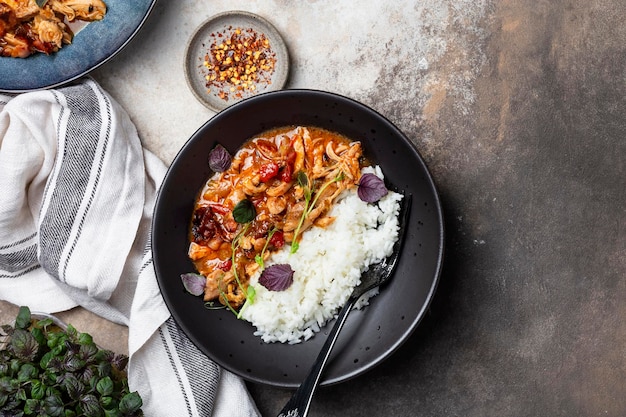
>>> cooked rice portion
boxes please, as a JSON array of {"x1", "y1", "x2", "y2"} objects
[{"x1": 241, "y1": 166, "x2": 403, "y2": 344}]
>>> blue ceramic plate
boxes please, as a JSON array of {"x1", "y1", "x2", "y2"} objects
[{"x1": 0, "y1": 0, "x2": 157, "y2": 92}]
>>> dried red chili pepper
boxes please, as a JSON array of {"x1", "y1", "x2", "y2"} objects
[
  {"x1": 259, "y1": 162, "x2": 279, "y2": 182},
  {"x1": 279, "y1": 163, "x2": 293, "y2": 182},
  {"x1": 208, "y1": 203, "x2": 230, "y2": 215},
  {"x1": 218, "y1": 259, "x2": 232, "y2": 271},
  {"x1": 202, "y1": 26, "x2": 277, "y2": 101},
  {"x1": 269, "y1": 230, "x2": 285, "y2": 249}
]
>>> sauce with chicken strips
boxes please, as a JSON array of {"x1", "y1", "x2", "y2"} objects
[
  {"x1": 0, "y1": 0, "x2": 107, "y2": 58},
  {"x1": 189, "y1": 126, "x2": 366, "y2": 310}
]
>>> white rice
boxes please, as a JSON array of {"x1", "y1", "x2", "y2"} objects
[{"x1": 240, "y1": 166, "x2": 403, "y2": 344}]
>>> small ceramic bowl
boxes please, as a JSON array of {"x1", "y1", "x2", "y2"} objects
[{"x1": 184, "y1": 11, "x2": 290, "y2": 112}]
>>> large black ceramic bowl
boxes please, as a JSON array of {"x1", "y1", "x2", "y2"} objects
[{"x1": 152, "y1": 89, "x2": 444, "y2": 388}]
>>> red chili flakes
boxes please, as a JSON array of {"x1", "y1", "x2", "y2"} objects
[{"x1": 201, "y1": 26, "x2": 277, "y2": 101}]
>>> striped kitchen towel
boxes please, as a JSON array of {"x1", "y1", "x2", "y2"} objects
[{"x1": 0, "y1": 78, "x2": 260, "y2": 417}]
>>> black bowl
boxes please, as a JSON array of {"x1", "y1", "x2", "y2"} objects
[{"x1": 152, "y1": 89, "x2": 444, "y2": 388}]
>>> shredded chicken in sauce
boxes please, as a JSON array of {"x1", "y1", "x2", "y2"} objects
[
  {"x1": 189, "y1": 126, "x2": 366, "y2": 309},
  {"x1": 0, "y1": 0, "x2": 106, "y2": 58}
]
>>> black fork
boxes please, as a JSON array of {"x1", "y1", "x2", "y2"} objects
[{"x1": 277, "y1": 194, "x2": 412, "y2": 417}]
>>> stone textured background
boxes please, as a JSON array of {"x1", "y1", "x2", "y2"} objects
[{"x1": 2, "y1": 0, "x2": 625, "y2": 415}]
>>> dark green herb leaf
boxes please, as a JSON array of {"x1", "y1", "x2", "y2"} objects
[
  {"x1": 96, "y1": 377, "x2": 114, "y2": 396},
  {"x1": 95, "y1": 350, "x2": 114, "y2": 365},
  {"x1": 46, "y1": 386, "x2": 62, "y2": 399},
  {"x1": 17, "y1": 363, "x2": 37, "y2": 382},
  {"x1": 232, "y1": 199, "x2": 256, "y2": 223},
  {"x1": 96, "y1": 361, "x2": 112, "y2": 378},
  {"x1": 31, "y1": 327, "x2": 46, "y2": 347},
  {"x1": 119, "y1": 392, "x2": 143, "y2": 414},
  {"x1": 10, "y1": 358, "x2": 21, "y2": 373},
  {"x1": 44, "y1": 394, "x2": 64, "y2": 417},
  {"x1": 0, "y1": 376, "x2": 18, "y2": 393},
  {"x1": 24, "y1": 398, "x2": 40, "y2": 414},
  {"x1": 104, "y1": 409, "x2": 122, "y2": 417},
  {"x1": 43, "y1": 369, "x2": 58, "y2": 385},
  {"x1": 100, "y1": 396, "x2": 114, "y2": 410},
  {"x1": 10, "y1": 329, "x2": 38, "y2": 362},
  {"x1": 30, "y1": 380, "x2": 46, "y2": 400},
  {"x1": 15, "y1": 306, "x2": 31, "y2": 330},
  {"x1": 46, "y1": 331, "x2": 64, "y2": 350},
  {"x1": 80, "y1": 393, "x2": 103, "y2": 417},
  {"x1": 35, "y1": 317, "x2": 53, "y2": 328},
  {"x1": 65, "y1": 324, "x2": 78, "y2": 340},
  {"x1": 88, "y1": 375, "x2": 99, "y2": 391},
  {"x1": 78, "y1": 333, "x2": 93, "y2": 346}
]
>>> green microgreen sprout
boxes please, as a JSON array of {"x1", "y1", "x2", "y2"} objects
[
  {"x1": 203, "y1": 301, "x2": 225, "y2": 310},
  {"x1": 220, "y1": 289, "x2": 240, "y2": 316},
  {"x1": 221, "y1": 204, "x2": 259, "y2": 318},
  {"x1": 290, "y1": 170, "x2": 344, "y2": 254},
  {"x1": 290, "y1": 171, "x2": 312, "y2": 253},
  {"x1": 255, "y1": 226, "x2": 278, "y2": 268},
  {"x1": 307, "y1": 171, "x2": 345, "y2": 217},
  {"x1": 236, "y1": 285, "x2": 257, "y2": 319}
]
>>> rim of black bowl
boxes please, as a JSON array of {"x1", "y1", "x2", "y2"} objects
[{"x1": 152, "y1": 89, "x2": 445, "y2": 387}]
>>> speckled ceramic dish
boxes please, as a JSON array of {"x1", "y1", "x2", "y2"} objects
[
  {"x1": 152, "y1": 90, "x2": 444, "y2": 388},
  {"x1": 184, "y1": 11, "x2": 289, "y2": 112},
  {"x1": 0, "y1": 0, "x2": 156, "y2": 93}
]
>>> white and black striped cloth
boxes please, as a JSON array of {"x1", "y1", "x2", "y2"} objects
[{"x1": 0, "y1": 78, "x2": 260, "y2": 417}]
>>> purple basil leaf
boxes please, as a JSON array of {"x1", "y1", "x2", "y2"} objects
[
  {"x1": 357, "y1": 173, "x2": 388, "y2": 203},
  {"x1": 259, "y1": 264, "x2": 294, "y2": 291},
  {"x1": 181, "y1": 273, "x2": 206, "y2": 296},
  {"x1": 208, "y1": 144, "x2": 232, "y2": 172}
]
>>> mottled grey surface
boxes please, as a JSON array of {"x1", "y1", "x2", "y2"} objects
[
  {"x1": 2, "y1": 0, "x2": 625, "y2": 416},
  {"x1": 248, "y1": 1, "x2": 626, "y2": 416}
]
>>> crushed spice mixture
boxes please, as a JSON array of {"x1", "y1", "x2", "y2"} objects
[{"x1": 201, "y1": 26, "x2": 276, "y2": 101}]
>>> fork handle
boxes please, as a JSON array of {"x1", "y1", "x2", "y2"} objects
[{"x1": 277, "y1": 295, "x2": 358, "y2": 417}]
